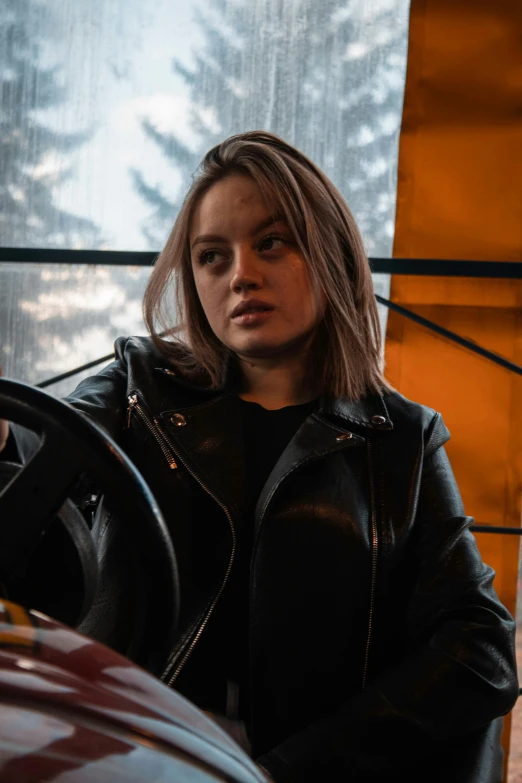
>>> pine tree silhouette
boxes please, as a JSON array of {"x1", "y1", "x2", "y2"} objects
[
  {"x1": 132, "y1": 0, "x2": 408, "y2": 255},
  {"x1": 0, "y1": 1, "x2": 151, "y2": 390},
  {"x1": 0, "y1": 0, "x2": 101, "y2": 248}
]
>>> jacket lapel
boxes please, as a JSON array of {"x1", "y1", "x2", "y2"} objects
[
  {"x1": 320, "y1": 393, "x2": 393, "y2": 432},
  {"x1": 254, "y1": 411, "x2": 366, "y2": 530},
  {"x1": 253, "y1": 394, "x2": 394, "y2": 530},
  {"x1": 157, "y1": 393, "x2": 246, "y2": 521}
]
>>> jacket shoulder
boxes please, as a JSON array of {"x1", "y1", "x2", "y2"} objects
[
  {"x1": 115, "y1": 336, "x2": 211, "y2": 386},
  {"x1": 114, "y1": 335, "x2": 166, "y2": 366},
  {"x1": 382, "y1": 390, "x2": 450, "y2": 454}
]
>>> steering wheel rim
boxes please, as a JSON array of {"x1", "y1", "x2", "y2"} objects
[{"x1": 0, "y1": 377, "x2": 180, "y2": 677}]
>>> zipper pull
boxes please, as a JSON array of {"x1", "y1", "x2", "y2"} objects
[{"x1": 126, "y1": 394, "x2": 138, "y2": 428}]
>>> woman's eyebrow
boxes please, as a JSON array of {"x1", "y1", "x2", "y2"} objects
[
  {"x1": 251, "y1": 214, "x2": 286, "y2": 235},
  {"x1": 191, "y1": 233, "x2": 226, "y2": 249},
  {"x1": 191, "y1": 214, "x2": 286, "y2": 250}
]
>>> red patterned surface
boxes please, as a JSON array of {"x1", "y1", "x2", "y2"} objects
[{"x1": 0, "y1": 600, "x2": 263, "y2": 782}]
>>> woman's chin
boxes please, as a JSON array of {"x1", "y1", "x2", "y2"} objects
[{"x1": 231, "y1": 336, "x2": 310, "y2": 362}]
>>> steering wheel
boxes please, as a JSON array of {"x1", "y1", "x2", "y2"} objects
[{"x1": 0, "y1": 378, "x2": 179, "y2": 678}]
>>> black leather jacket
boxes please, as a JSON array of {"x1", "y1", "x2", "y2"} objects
[{"x1": 12, "y1": 336, "x2": 519, "y2": 782}]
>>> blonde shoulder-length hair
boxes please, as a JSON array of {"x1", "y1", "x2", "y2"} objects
[{"x1": 143, "y1": 130, "x2": 390, "y2": 401}]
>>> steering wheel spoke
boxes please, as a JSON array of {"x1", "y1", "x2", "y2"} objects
[{"x1": 0, "y1": 435, "x2": 84, "y2": 579}]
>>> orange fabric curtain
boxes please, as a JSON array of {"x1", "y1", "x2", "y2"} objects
[{"x1": 386, "y1": 0, "x2": 522, "y2": 774}]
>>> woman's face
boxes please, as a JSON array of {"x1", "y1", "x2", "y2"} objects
[{"x1": 189, "y1": 174, "x2": 324, "y2": 362}]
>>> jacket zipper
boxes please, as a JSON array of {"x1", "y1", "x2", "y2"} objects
[
  {"x1": 162, "y1": 471, "x2": 236, "y2": 687},
  {"x1": 127, "y1": 394, "x2": 178, "y2": 470},
  {"x1": 127, "y1": 392, "x2": 237, "y2": 686},
  {"x1": 362, "y1": 438, "x2": 378, "y2": 691}
]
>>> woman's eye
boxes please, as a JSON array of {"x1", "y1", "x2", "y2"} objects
[
  {"x1": 258, "y1": 235, "x2": 286, "y2": 252},
  {"x1": 199, "y1": 249, "x2": 222, "y2": 266}
]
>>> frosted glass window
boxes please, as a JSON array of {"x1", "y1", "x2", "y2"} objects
[
  {"x1": 0, "y1": 263, "x2": 150, "y2": 396},
  {"x1": 1, "y1": 0, "x2": 410, "y2": 389}
]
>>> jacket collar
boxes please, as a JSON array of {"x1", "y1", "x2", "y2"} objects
[
  {"x1": 156, "y1": 364, "x2": 394, "y2": 432},
  {"x1": 155, "y1": 367, "x2": 392, "y2": 522},
  {"x1": 318, "y1": 393, "x2": 393, "y2": 432}
]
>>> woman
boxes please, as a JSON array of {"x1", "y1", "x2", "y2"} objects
[{"x1": 0, "y1": 131, "x2": 518, "y2": 782}]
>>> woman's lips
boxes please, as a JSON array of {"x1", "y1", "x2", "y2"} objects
[{"x1": 231, "y1": 307, "x2": 274, "y2": 326}]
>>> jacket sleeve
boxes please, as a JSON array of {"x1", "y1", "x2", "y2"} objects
[
  {"x1": 256, "y1": 413, "x2": 519, "y2": 782},
  {"x1": 6, "y1": 337, "x2": 129, "y2": 465}
]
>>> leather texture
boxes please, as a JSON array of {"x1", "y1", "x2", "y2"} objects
[{"x1": 9, "y1": 335, "x2": 519, "y2": 782}]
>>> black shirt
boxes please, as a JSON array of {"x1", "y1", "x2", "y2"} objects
[{"x1": 239, "y1": 397, "x2": 318, "y2": 516}]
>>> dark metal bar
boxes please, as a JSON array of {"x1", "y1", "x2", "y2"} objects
[
  {"x1": 370, "y1": 258, "x2": 522, "y2": 279},
  {"x1": 470, "y1": 525, "x2": 522, "y2": 535},
  {"x1": 2, "y1": 247, "x2": 522, "y2": 277},
  {"x1": 376, "y1": 294, "x2": 522, "y2": 377},
  {"x1": 0, "y1": 248, "x2": 158, "y2": 267},
  {"x1": 36, "y1": 353, "x2": 115, "y2": 389}
]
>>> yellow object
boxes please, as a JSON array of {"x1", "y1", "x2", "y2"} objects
[{"x1": 0, "y1": 600, "x2": 38, "y2": 650}]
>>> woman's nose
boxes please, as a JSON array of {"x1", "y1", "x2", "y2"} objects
[{"x1": 230, "y1": 247, "x2": 263, "y2": 292}]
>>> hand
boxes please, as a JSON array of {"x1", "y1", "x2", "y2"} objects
[{"x1": 0, "y1": 366, "x2": 8, "y2": 454}]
